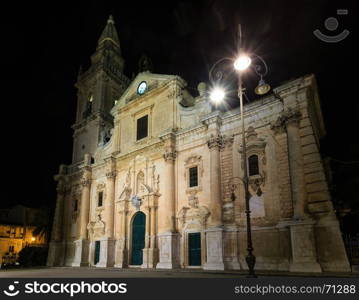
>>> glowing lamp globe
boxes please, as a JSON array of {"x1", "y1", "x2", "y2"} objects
[
  {"x1": 234, "y1": 55, "x2": 251, "y2": 71},
  {"x1": 210, "y1": 88, "x2": 225, "y2": 104}
]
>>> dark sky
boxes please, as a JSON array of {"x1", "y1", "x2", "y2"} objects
[{"x1": 1, "y1": 0, "x2": 358, "y2": 210}]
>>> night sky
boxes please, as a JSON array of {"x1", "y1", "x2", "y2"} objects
[{"x1": 1, "y1": 1, "x2": 358, "y2": 215}]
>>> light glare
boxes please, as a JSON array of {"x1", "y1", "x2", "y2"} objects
[
  {"x1": 234, "y1": 55, "x2": 251, "y2": 71},
  {"x1": 210, "y1": 88, "x2": 225, "y2": 104}
]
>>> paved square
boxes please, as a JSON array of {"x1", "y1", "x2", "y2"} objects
[{"x1": 0, "y1": 267, "x2": 356, "y2": 278}]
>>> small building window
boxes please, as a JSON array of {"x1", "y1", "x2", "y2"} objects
[
  {"x1": 189, "y1": 166, "x2": 198, "y2": 187},
  {"x1": 9, "y1": 245, "x2": 14, "y2": 252},
  {"x1": 82, "y1": 95, "x2": 93, "y2": 119},
  {"x1": 248, "y1": 155, "x2": 259, "y2": 176},
  {"x1": 98, "y1": 191, "x2": 103, "y2": 207},
  {"x1": 73, "y1": 199, "x2": 78, "y2": 212},
  {"x1": 137, "y1": 115, "x2": 148, "y2": 140}
]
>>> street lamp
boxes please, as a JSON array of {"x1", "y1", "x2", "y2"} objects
[
  {"x1": 234, "y1": 54, "x2": 251, "y2": 71},
  {"x1": 209, "y1": 28, "x2": 270, "y2": 278},
  {"x1": 209, "y1": 87, "x2": 225, "y2": 105}
]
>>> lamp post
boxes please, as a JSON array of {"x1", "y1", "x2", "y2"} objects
[{"x1": 209, "y1": 25, "x2": 270, "y2": 277}]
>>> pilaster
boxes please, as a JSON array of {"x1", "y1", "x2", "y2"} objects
[
  {"x1": 72, "y1": 155, "x2": 92, "y2": 267},
  {"x1": 157, "y1": 131, "x2": 180, "y2": 269},
  {"x1": 114, "y1": 199, "x2": 129, "y2": 268},
  {"x1": 287, "y1": 219, "x2": 322, "y2": 272},
  {"x1": 47, "y1": 167, "x2": 67, "y2": 267}
]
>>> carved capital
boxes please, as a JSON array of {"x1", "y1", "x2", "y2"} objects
[
  {"x1": 163, "y1": 149, "x2": 177, "y2": 161},
  {"x1": 207, "y1": 134, "x2": 225, "y2": 150},
  {"x1": 81, "y1": 178, "x2": 91, "y2": 187},
  {"x1": 271, "y1": 108, "x2": 302, "y2": 134},
  {"x1": 106, "y1": 170, "x2": 117, "y2": 179},
  {"x1": 56, "y1": 184, "x2": 66, "y2": 195},
  {"x1": 167, "y1": 84, "x2": 182, "y2": 99},
  {"x1": 285, "y1": 108, "x2": 302, "y2": 126}
]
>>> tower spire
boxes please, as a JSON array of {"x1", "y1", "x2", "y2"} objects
[{"x1": 97, "y1": 15, "x2": 120, "y2": 48}]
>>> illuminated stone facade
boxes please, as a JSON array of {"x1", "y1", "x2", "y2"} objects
[
  {"x1": 47, "y1": 16, "x2": 350, "y2": 272},
  {"x1": 0, "y1": 205, "x2": 46, "y2": 264}
]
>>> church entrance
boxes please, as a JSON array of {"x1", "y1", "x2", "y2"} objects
[
  {"x1": 131, "y1": 212, "x2": 146, "y2": 265},
  {"x1": 94, "y1": 241, "x2": 100, "y2": 265},
  {"x1": 188, "y1": 232, "x2": 201, "y2": 266}
]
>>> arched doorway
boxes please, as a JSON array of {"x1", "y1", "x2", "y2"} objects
[{"x1": 131, "y1": 212, "x2": 146, "y2": 265}]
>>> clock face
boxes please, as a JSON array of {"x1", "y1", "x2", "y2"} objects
[{"x1": 137, "y1": 81, "x2": 147, "y2": 95}]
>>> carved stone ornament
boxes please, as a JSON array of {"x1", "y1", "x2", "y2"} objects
[
  {"x1": 151, "y1": 164, "x2": 160, "y2": 193},
  {"x1": 81, "y1": 178, "x2": 91, "y2": 187},
  {"x1": 131, "y1": 195, "x2": 142, "y2": 210},
  {"x1": 207, "y1": 134, "x2": 224, "y2": 150},
  {"x1": 87, "y1": 214, "x2": 106, "y2": 238},
  {"x1": 125, "y1": 167, "x2": 131, "y2": 186},
  {"x1": 207, "y1": 134, "x2": 234, "y2": 150},
  {"x1": 271, "y1": 107, "x2": 302, "y2": 134},
  {"x1": 106, "y1": 170, "x2": 117, "y2": 179},
  {"x1": 238, "y1": 127, "x2": 266, "y2": 154},
  {"x1": 163, "y1": 149, "x2": 177, "y2": 161},
  {"x1": 56, "y1": 183, "x2": 66, "y2": 195},
  {"x1": 167, "y1": 84, "x2": 182, "y2": 99},
  {"x1": 188, "y1": 192, "x2": 199, "y2": 208},
  {"x1": 177, "y1": 205, "x2": 210, "y2": 229},
  {"x1": 118, "y1": 186, "x2": 131, "y2": 202},
  {"x1": 185, "y1": 155, "x2": 201, "y2": 166},
  {"x1": 249, "y1": 173, "x2": 266, "y2": 196},
  {"x1": 238, "y1": 127, "x2": 267, "y2": 200},
  {"x1": 97, "y1": 183, "x2": 106, "y2": 190}
]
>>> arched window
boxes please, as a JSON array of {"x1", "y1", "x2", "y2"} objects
[
  {"x1": 82, "y1": 94, "x2": 93, "y2": 119},
  {"x1": 248, "y1": 155, "x2": 259, "y2": 176}
]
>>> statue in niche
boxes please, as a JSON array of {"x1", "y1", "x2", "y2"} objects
[
  {"x1": 249, "y1": 195, "x2": 265, "y2": 218},
  {"x1": 151, "y1": 164, "x2": 156, "y2": 188},
  {"x1": 156, "y1": 174, "x2": 160, "y2": 192},
  {"x1": 150, "y1": 164, "x2": 160, "y2": 192},
  {"x1": 125, "y1": 167, "x2": 131, "y2": 187},
  {"x1": 136, "y1": 171, "x2": 145, "y2": 194}
]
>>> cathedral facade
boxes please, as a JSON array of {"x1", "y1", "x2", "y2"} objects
[{"x1": 47, "y1": 16, "x2": 350, "y2": 272}]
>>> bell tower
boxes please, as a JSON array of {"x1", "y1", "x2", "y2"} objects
[{"x1": 72, "y1": 15, "x2": 129, "y2": 163}]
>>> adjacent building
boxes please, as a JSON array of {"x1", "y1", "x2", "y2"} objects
[
  {"x1": 47, "y1": 16, "x2": 351, "y2": 272},
  {"x1": 0, "y1": 205, "x2": 46, "y2": 264}
]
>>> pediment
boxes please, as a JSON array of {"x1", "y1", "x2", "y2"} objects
[{"x1": 112, "y1": 72, "x2": 179, "y2": 111}]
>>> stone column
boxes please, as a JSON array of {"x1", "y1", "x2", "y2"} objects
[
  {"x1": 97, "y1": 157, "x2": 116, "y2": 267},
  {"x1": 157, "y1": 131, "x2": 180, "y2": 269},
  {"x1": 47, "y1": 168, "x2": 67, "y2": 267},
  {"x1": 114, "y1": 199, "x2": 129, "y2": 268},
  {"x1": 141, "y1": 205, "x2": 151, "y2": 268},
  {"x1": 64, "y1": 190, "x2": 74, "y2": 266},
  {"x1": 283, "y1": 108, "x2": 321, "y2": 272},
  {"x1": 72, "y1": 160, "x2": 91, "y2": 267},
  {"x1": 285, "y1": 109, "x2": 307, "y2": 219},
  {"x1": 145, "y1": 200, "x2": 159, "y2": 268},
  {"x1": 204, "y1": 132, "x2": 225, "y2": 270},
  {"x1": 207, "y1": 134, "x2": 223, "y2": 226}
]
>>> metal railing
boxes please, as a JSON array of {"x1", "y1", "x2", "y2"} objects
[{"x1": 344, "y1": 234, "x2": 359, "y2": 265}]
